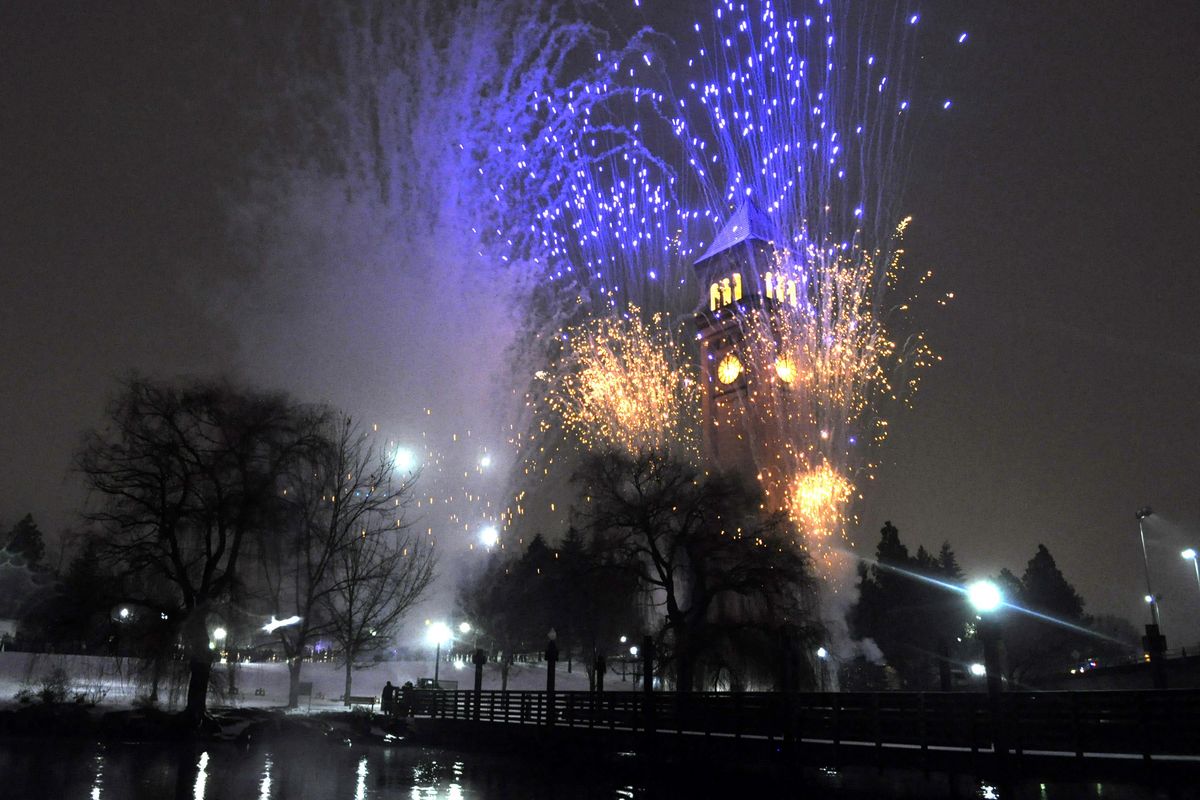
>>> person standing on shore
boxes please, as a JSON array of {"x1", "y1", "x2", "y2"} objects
[{"x1": 382, "y1": 681, "x2": 396, "y2": 715}]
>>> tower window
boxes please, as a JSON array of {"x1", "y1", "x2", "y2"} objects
[{"x1": 709, "y1": 273, "x2": 744, "y2": 311}]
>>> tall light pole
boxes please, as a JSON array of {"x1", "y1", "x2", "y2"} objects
[
  {"x1": 1135, "y1": 508, "x2": 1168, "y2": 689},
  {"x1": 1182, "y1": 549, "x2": 1200, "y2": 597},
  {"x1": 967, "y1": 579, "x2": 1007, "y2": 764},
  {"x1": 427, "y1": 621, "x2": 452, "y2": 688},
  {"x1": 1136, "y1": 507, "x2": 1160, "y2": 626}
]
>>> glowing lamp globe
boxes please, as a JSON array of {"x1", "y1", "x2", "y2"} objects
[
  {"x1": 394, "y1": 448, "x2": 417, "y2": 473},
  {"x1": 480, "y1": 526, "x2": 499, "y2": 547},
  {"x1": 1183, "y1": 548, "x2": 1198, "y2": 561},
  {"x1": 458, "y1": 622, "x2": 472, "y2": 634},
  {"x1": 966, "y1": 580, "x2": 1003, "y2": 614},
  {"x1": 969, "y1": 663, "x2": 987, "y2": 677},
  {"x1": 426, "y1": 621, "x2": 452, "y2": 647}
]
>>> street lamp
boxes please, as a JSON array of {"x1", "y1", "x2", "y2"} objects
[
  {"x1": 394, "y1": 447, "x2": 417, "y2": 473},
  {"x1": 967, "y1": 580, "x2": 1003, "y2": 614},
  {"x1": 967, "y1": 579, "x2": 1006, "y2": 760},
  {"x1": 479, "y1": 526, "x2": 499, "y2": 548},
  {"x1": 1182, "y1": 549, "x2": 1200, "y2": 597},
  {"x1": 427, "y1": 621, "x2": 452, "y2": 687},
  {"x1": 815, "y1": 646, "x2": 830, "y2": 692},
  {"x1": 1136, "y1": 507, "x2": 1160, "y2": 626}
]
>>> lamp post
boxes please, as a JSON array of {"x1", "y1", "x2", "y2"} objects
[
  {"x1": 1136, "y1": 507, "x2": 1160, "y2": 626},
  {"x1": 1182, "y1": 549, "x2": 1200, "y2": 596},
  {"x1": 967, "y1": 580, "x2": 1007, "y2": 765},
  {"x1": 1136, "y1": 507, "x2": 1168, "y2": 688},
  {"x1": 545, "y1": 628, "x2": 558, "y2": 725},
  {"x1": 427, "y1": 621, "x2": 452, "y2": 688}
]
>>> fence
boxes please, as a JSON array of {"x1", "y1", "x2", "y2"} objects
[{"x1": 412, "y1": 688, "x2": 1200, "y2": 761}]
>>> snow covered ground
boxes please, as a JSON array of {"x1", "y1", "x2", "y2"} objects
[{"x1": 0, "y1": 651, "x2": 593, "y2": 713}]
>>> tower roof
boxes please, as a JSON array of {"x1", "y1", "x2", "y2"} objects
[{"x1": 693, "y1": 200, "x2": 775, "y2": 268}]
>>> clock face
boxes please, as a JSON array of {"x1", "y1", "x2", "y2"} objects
[
  {"x1": 775, "y1": 357, "x2": 797, "y2": 384},
  {"x1": 717, "y1": 352, "x2": 744, "y2": 385}
]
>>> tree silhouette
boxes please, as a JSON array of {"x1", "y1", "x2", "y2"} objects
[
  {"x1": 78, "y1": 376, "x2": 319, "y2": 722},
  {"x1": 4, "y1": 514, "x2": 45, "y2": 566},
  {"x1": 574, "y1": 449, "x2": 816, "y2": 691},
  {"x1": 996, "y1": 543, "x2": 1089, "y2": 684},
  {"x1": 849, "y1": 522, "x2": 969, "y2": 689}
]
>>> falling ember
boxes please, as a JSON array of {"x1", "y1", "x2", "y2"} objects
[{"x1": 546, "y1": 306, "x2": 699, "y2": 458}]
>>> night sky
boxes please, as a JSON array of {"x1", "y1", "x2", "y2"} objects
[{"x1": 2, "y1": 2, "x2": 1197, "y2": 644}]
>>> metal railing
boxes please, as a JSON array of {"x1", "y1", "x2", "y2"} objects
[{"x1": 412, "y1": 688, "x2": 1200, "y2": 760}]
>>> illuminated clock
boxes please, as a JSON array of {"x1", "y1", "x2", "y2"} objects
[{"x1": 717, "y1": 353, "x2": 744, "y2": 384}]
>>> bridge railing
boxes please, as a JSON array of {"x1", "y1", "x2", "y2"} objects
[{"x1": 413, "y1": 688, "x2": 1200, "y2": 758}]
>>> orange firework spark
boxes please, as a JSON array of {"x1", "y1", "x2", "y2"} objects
[{"x1": 547, "y1": 306, "x2": 699, "y2": 458}]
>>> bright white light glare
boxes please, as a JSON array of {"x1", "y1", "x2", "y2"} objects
[
  {"x1": 1183, "y1": 548, "x2": 1198, "y2": 560},
  {"x1": 480, "y1": 526, "x2": 499, "y2": 547},
  {"x1": 629, "y1": 646, "x2": 639, "y2": 656},
  {"x1": 394, "y1": 448, "x2": 417, "y2": 472},
  {"x1": 213, "y1": 627, "x2": 227, "y2": 641},
  {"x1": 969, "y1": 663, "x2": 987, "y2": 677},
  {"x1": 119, "y1": 607, "x2": 130, "y2": 620},
  {"x1": 480, "y1": 455, "x2": 492, "y2": 468},
  {"x1": 816, "y1": 647, "x2": 828, "y2": 659},
  {"x1": 262, "y1": 615, "x2": 302, "y2": 634},
  {"x1": 967, "y1": 580, "x2": 1003, "y2": 613},
  {"x1": 619, "y1": 635, "x2": 627, "y2": 644},
  {"x1": 459, "y1": 622, "x2": 472, "y2": 634},
  {"x1": 1144, "y1": 594, "x2": 1153, "y2": 603},
  {"x1": 427, "y1": 621, "x2": 453, "y2": 647}
]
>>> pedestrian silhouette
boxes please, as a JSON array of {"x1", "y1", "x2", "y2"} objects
[{"x1": 382, "y1": 680, "x2": 395, "y2": 715}]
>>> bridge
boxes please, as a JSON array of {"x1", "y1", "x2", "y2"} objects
[{"x1": 408, "y1": 688, "x2": 1200, "y2": 783}]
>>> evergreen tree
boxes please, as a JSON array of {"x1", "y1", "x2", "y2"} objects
[
  {"x1": 1022, "y1": 544, "x2": 1084, "y2": 620},
  {"x1": 992, "y1": 544, "x2": 1089, "y2": 684},
  {"x1": 4, "y1": 514, "x2": 45, "y2": 566},
  {"x1": 849, "y1": 522, "x2": 969, "y2": 689}
]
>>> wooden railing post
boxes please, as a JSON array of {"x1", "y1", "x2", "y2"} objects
[
  {"x1": 872, "y1": 693, "x2": 883, "y2": 765},
  {"x1": 831, "y1": 694, "x2": 841, "y2": 765},
  {"x1": 918, "y1": 693, "x2": 928, "y2": 763}
]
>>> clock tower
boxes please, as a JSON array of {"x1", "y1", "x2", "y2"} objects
[{"x1": 692, "y1": 201, "x2": 779, "y2": 478}]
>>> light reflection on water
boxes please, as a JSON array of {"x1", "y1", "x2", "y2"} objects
[
  {"x1": 193, "y1": 751, "x2": 209, "y2": 799},
  {"x1": 0, "y1": 738, "x2": 1174, "y2": 799},
  {"x1": 259, "y1": 753, "x2": 272, "y2": 800}
]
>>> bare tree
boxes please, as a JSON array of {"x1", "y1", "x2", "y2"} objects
[
  {"x1": 78, "y1": 376, "x2": 316, "y2": 722},
  {"x1": 257, "y1": 415, "x2": 425, "y2": 707},
  {"x1": 575, "y1": 449, "x2": 817, "y2": 691},
  {"x1": 314, "y1": 436, "x2": 435, "y2": 703}
]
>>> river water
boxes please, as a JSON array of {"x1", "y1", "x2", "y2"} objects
[{"x1": 0, "y1": 737, "x2": 1172, "y2": 799}]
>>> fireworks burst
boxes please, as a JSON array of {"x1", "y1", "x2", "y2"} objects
[
  {"x1": 546, "y1": 306, "x2": 699, "y2": 458},
  {"x1": 786, "y1": 461, "x2": 854, "y2": 570},
  {"x1": 480, "y1": 0, "x2": 962, "y2": 581}
]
